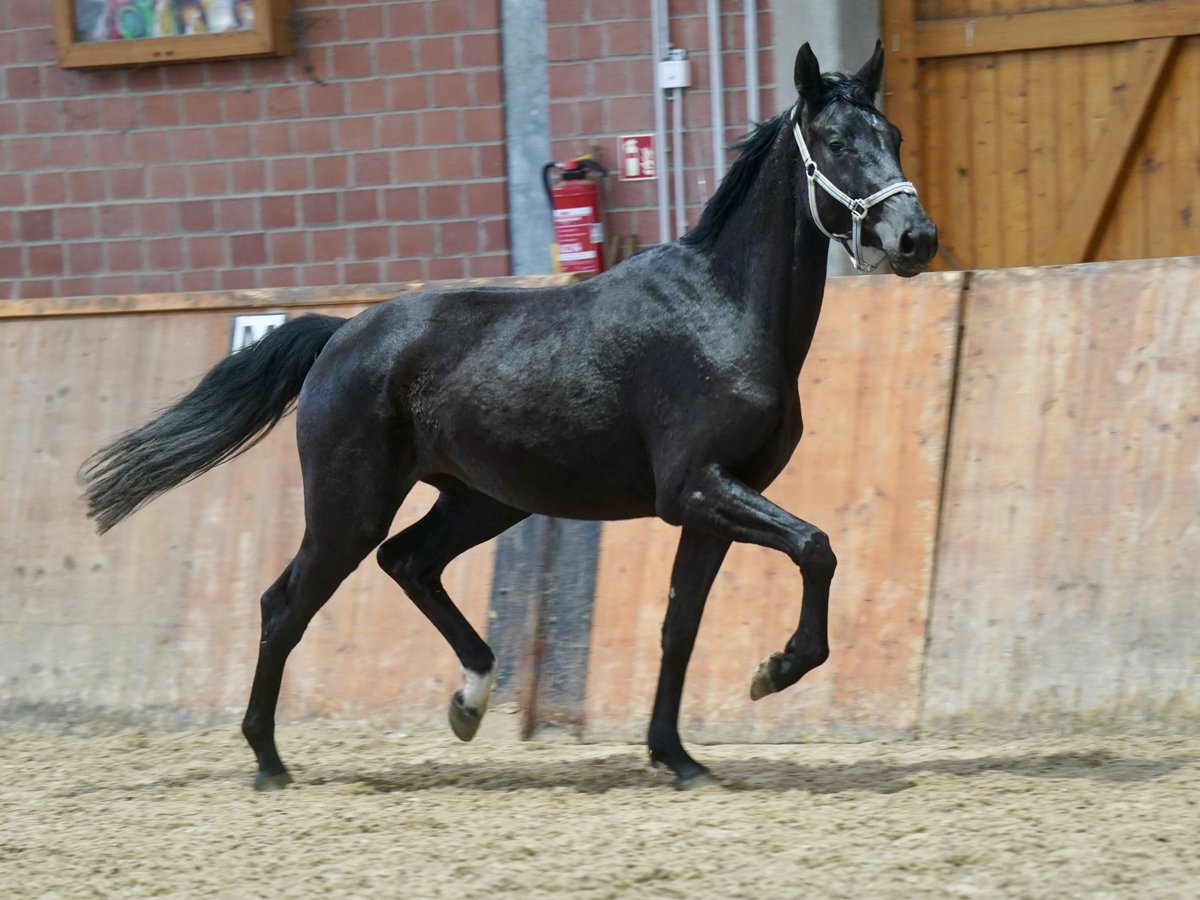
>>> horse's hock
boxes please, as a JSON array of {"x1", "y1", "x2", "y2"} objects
[{"x1": 2, "y1": 259, "x2": 1198, "y2": 736}]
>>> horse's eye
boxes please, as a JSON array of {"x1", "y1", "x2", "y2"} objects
[{"x1": 828, "y1": 140, "x2": 847, "y2": 154}]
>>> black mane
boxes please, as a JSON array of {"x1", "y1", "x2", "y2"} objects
[{"x1": 681, "y1": 72, "x2": 878, "y2": 251}]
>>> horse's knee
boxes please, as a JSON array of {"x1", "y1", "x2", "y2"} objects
[
  {"x1": 797, "y1": 530, "x2": 836, "y2": 577},
  {"x1": 376, "y1": 538, "x2": 430, "y2": 592}
]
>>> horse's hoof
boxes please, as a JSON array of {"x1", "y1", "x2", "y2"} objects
[
  {"x1": 676, "y1": 768, "x2": 721, "y2": 792},
  {"x1": 254, "y1": 770, "x2": 293, "y2": 792},
  {"x1": 448, "y1": 690, "x2": 483, "y2": 742},
  {"x1": 750, "y1": 653, "x2": 784, "y2": 700}
]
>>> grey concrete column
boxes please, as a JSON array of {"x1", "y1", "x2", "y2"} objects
[{"x1": 501, "y1": 0, "x2": 554, "y2": 275}]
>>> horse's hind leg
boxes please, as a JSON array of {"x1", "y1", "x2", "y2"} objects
[{"x1": 376, "y1": 488, "x2": 528, "y2": 741}]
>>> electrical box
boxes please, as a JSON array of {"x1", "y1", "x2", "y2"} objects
[{"x1": 659, "y1": 49, "x2": 691, "y2": 89}]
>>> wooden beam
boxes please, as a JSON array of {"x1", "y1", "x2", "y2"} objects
[
  {"x1": 915, "y1": 1, "x2": 1199, "y2": 59},
  {"x1": 0, "y1": 275, "x2": 582, "y2": 320},
  {"x1": 882, "y1": 0, "x2": 922, "y2": 188},
  {"x1": 1049, "y1": 38, "x2": 1179, "y2": 263}
]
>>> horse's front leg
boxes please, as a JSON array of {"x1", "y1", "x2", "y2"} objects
[
  {"x1": 662, "y1": 464, "x2": 837, "y2": 704},
  {"x1": 648, "y1": 527, "x2": 731, "y2": 789}
]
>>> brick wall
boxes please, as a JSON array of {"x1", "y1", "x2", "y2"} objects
[
  {"x1": 1, "y1": 0, "x2": 777, "y2": 301},
  {"x1": 0, "y1": 0, "x2": 508, "y2": 300},
  {"x1": 547, "y1": 0, "x2": 774, "y2": 248}
]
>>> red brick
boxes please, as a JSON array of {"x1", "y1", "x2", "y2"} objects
[
  {"x1": 384, "y1": 258, "x2": 426, "y2": 282},
  {"x1": 260, "y1": 196, "x2": 298, "y2": 229},
  {"x1": 19, "y1": 210, "x2": 53, "y2": 242},
  {"x1": 8, "y1": 137, "x2": 46, "y2": 170},
  {"x1": 344, "y1": 189, "x2": 380, "y2": 222},
  {"x1": 312, "y1": 229, "x2": 348, "y2": 261},
  {"x1": 460, "y1": 33, "x2": 500, "y2": 69},
  {"x1": 376, "y1": 40, "x2": 416, "y2": 76},
  {"x1": 575, "y1": 24, "x2": 603, "y2": 58},
  {"x1": 265, "y1": 86, "x2": 303, "y2": 119},
  {"x1": 6, "y1": 66, "x2": 42, "y2": 100},
  {"x1": 29, "y1": 173, "x2": 66, "y2": 206},
  {"x1": 306, "y1": 82, "x2": 347, "y2": 117},
  {"x1": 388, "y1": 2, "x2": 429, "y2": 35},
  {"x1": 383, "y1": 187, "x2": 420, "y2": 220},
  {"x1": 303, "y1": 8, "x2": 343, "y2": 43},
  {"x1": 222, "y1": 90, "x2": 260, "y2": 122},
  {"x1": 299, "y1": 264, "x2": 342, "y2": 287},
  {"x1": 605, "y1": 21, "x2": 649, "y2": 56},
  {"x1": 134, "y1": 272, "x2": 180, "y2": 294},
  {"x1": 436, "y1": 146, "x2": 474, "y2": 180},
  {"x1": 466, "y1": 181, "x2": 506, "y2": 217},
  {"x1": 189, "y1": 235, "x2": 227, "y2": 269},
  {"x1": 439, "y1": 220, "x2": 478, "y2": 255},
  {"x1": 108, "y1": 240, "x2": 144, "y2": 272},
  {"x1": 10, "y1": 0, "x2": 45, "y2": 29},
  {"x1": 607, "y1": 95, "x2": 654, "y2": 131},
  {"x1": 58, "y1": 207, "x2": 94, "y2": 240},
  {"x1": 56, "y1": 278, "x2": 93, "y2": 297},
  {"x1": 576, "y1": 99, "x2": 604, "y2": 134},
  {"x1": 548, "y1": 27, "x2": 575, "y2": 62},
  {"x1": 141, "y1": 203, "x2": 178, "y2": 234},
  {"x1": 336, "y1": 116, "x2": 377, "y2": 151},
  {"x1": 171, "y1": 128, "x2": 212, "y2": 162},
  {"x1": 220, "y1": 269, "x2": 258, "y2": 291},
  {"x1": 149, "y1": 165, "x2": 188, "y2": 198},
  {"x1": 592, "y1": 59, "x2": 628, "y2": 94},
  {"x1": 312, "y1": 156, "x2": 349, "y2": 190},
  {"x1": 270, "y1": 157, "x2": 309, "y2": 192},
  {"x1": 108, "y1": 168, "x2": 146, "y2": 201},
  {"x1": 463, "y1": 106, "x2": 502, "y2": 142},
  {"x1": 181, "y1": 91, "x2": 222, "y2": 125},
  {"x1": 28, "y1": 244, "x2": 64, "y2": 277},
  {"x1": 231, "y1": 233, "x2": 267, "y2": 266},
  {"x1": 217, "y1": 198, "x2": 258, "y2": 231},
  {"x1": 180, "y1": 200, "x2": 216, "y2": 232},
  {"x1": 345, "y1": 5, "x2": 384, "y2": 40},
  {"x1": 296, "y1": 120, "x2": 334, "y2": 154},
  {"x1": 21, "y1": 100, "x2": 57, "y2": 134},
  {"x1": 431, "y1": 72, "x2": 470, "y2": 108},
  {"x1": 0, "y1": 248, "x2": 21, "y2": 279},
  {"x1": 549, "y1": 63, "x2": 589, "y2": 100},
  {"x1": 477, "y1": 143, "x2": 505, "y2": 178},
  {"x1": 0, "y1": 175, "x2": 25, "y2": 207},
  {"x1": 419, "y1": 37, "x2": 456, "y2": 72},
  {"x1": 67, "y1": 242, "x2": 104, "y2": 275},
  {"x1": 302, "y1": 193, "x2": 339, "y2": 226},
  {"x1": 256, "y1": 122, "x2": 294, "y2": 156},
  {"x1": 353, "y1": 152, "x2": 391, "y2": 186},
  {"x1": 481, "y1": 218, "x2": 507, "y2": 252},
  {"x1": 269, "y1": 231, "x2": 308, "y2": 265},
  {"x1": 547, "y1": 0, "x2": 585, "y2": 25},
  {"x1": 394, "y1": 148, "x2": 435, "y2": 182},
  {"x1": 428, "y1": 256, "x2": 466, "y2": 280},
  {"x1": 470, "y1": 254, "x2": 509, "y2": 277},
  {"x1": 348, "y1": 80, "x2": 388, "y2": 114},
  {"x1": 395, "y1": 222, "x2": 435, "y2": 257},
  {"x1": 343, "y1": 261, "x2": 382, "y2": 284},
  {"x1": 424, "y1": 185, "x2": 463, "y2": 218},
  {"x1": 389, "y1": 76, "x2": 428, "y2": 111},
  {"x1": 430, "y1": 0, "x2": 470, "y2": 32},
  {"x1": 18, "y1": 279, "x2": 57, "y2": 299},
  {"x1": 330, "y1": 44, "x2": 372, "y2": 80},
  {"x1": 141, "y1": 94, "x2": 180, "y2": 127},
  {"x1": 353, "y1": 226, "x2": 391, "y2": 259},
  {"x1": 147, "y1": 238, "x2": 185, "y2": 270},
  {"x1": 259, "y1": 267, "x2": 299, "y2": 289},
  {"x1": 416, "y1": 108, "x2": 455, "y2": 145},
  {"x1": 129, "y1": 131, "x2": 171, "y2": 165},
  {"x1": 231, "y1": 161, "x2": 267, "y2": 193},
  {"x1": 550, "y1": 101, "x2": 576, "y2": 136},
  {"x1": 473, "y1": 71, "x2": 502, "y2": 105},
  {"x1": 210, "y1": 125, "x2": 252, "y2": 158},
  {"x1": 96, "y1": 204, "x2": 137, "y2": 237},
  {"x1": 179, "y1": 270, "x2": 218, "y2": 292},
  {"x1": 380, "y1": 112, "x2": 418, "y2": 147}
]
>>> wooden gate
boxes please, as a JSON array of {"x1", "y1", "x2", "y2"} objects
[{"x1": 882, "y1": 1, "x2": 1200, "y2": 269}]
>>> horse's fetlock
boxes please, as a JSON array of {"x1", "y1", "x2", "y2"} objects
[{"x1": 798, "y1": 530, "x2": 836, "y2": 574}]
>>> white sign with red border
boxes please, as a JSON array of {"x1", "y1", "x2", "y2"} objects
[{"x1": 617, "y1": 134, "x2": 657, "y2": 181}]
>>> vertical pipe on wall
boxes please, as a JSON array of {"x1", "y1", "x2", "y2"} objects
[
  {"x1": 672, "y1": 87, "x2": 687, "y2": 239},
  {"x1": 650, "y1": 0, "x2": 671, "y2": 245},
  {"x1": 744, "y1": 0, "x2": 760, "y2": 125},
  {"x1": 706, "y1": 0, "x2": 726, "y2": 183}
]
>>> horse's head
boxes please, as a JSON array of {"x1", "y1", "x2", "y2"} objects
[{"x1": 792, "y1": 42, "x2": 937, "y2": 276}]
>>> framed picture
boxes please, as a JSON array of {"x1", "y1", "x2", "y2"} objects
[{"x1": 53, "y1": 0, "x2": 292, "y2": 69}]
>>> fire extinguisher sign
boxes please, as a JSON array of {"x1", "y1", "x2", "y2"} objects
[{"x1": 617, "y1": 134, "x2": 656, "y2": 181}]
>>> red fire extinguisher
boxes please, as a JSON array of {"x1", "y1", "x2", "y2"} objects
[{"x1": 543, "y1": 155, "x2": 608, "y2": 275}]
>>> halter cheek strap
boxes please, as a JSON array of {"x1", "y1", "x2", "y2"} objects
[{"x1": 791, "y1": 111, "x2": 918, "y2": 272}]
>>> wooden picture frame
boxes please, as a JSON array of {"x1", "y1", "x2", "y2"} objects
[{"x1": 54, "y1": 0, "x2": 292, "y2": 69}]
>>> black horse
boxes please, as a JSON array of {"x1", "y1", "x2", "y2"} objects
[{"x1": 81, "y1": 43, "x2": 937, "y2": 790}]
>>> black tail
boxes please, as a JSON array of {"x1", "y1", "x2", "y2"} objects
[{"x1": 80, "y1": 314, "x2": 347, "y2": 533}]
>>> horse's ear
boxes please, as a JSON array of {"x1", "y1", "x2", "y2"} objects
[
  {"x1": 794, "y1": 43, "x2": 821, "y2": 95},
  {"x1": 855, "y1": 39, "x2": 885, "y2": 98}
]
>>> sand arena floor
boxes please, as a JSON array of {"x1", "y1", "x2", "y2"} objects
[{"x1": 1, "y1": 710, "x2": 1196, "y2": 898}]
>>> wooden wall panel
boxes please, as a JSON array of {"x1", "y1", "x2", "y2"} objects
[
  {"x1": 583, "y1": 274, "x2": 965, "y2": 742},
  {"x1": 922, "y1": 258, "x2": 1200, "y2": 731},
  {"x1": 0, "y1": 304, "x2": 495, "y2": 727}
]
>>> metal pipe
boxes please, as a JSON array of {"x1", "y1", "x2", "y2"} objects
[
  {"x1": 706, "y1": 0, "x2": 726, "y2": 183},
  {"x1": 672, "y1": 86, "x2": 687, "y2": 239},
  {"x1": 744, "y1": 0, "x2": 760, "y2": 125},
  {"x1": 650, "y1": 0, "x2": 671, "y2": 245}
]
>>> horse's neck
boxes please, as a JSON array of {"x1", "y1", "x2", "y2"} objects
[{"x1": 706, "y1": 137, "x2": 829, "y2": 379}]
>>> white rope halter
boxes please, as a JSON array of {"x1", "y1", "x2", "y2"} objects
[{"x1": 791, "y1": 109, "x2": 918, "y2": 272}]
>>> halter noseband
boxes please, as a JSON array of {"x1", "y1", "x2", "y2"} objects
[{"x1": 791, "y1": 108, "x2": 917, "y2": 272}]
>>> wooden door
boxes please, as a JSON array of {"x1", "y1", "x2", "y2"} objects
[{"x1": 882, "y1": 1, "x2": 1200, "y2": 269}]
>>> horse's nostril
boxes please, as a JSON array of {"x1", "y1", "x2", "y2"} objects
[{"x1": 899, "y1": 232, "x2": 916, "y2": 256}]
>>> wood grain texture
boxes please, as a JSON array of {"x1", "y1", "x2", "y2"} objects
[
  {"x1": 583, "y1": 274, "x2": 965, "y2": 742},
  {"x1": 922, "y1": 258, "x2": 1200, "y2": 732}
]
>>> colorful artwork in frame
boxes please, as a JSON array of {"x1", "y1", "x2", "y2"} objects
[{"x1": 54, "y1": 0, "x2": 291, "y2": 68}]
